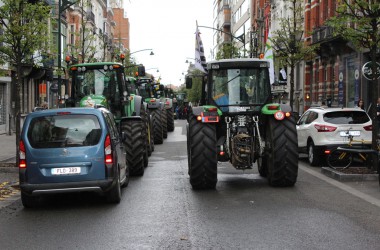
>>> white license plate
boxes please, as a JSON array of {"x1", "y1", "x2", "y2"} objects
[
  {"x1": 51, "y1": 167, "x2": 81, "y2": 175},
  {"x1": 340, "y1": 131, "x2": 361, "y2": 137}
]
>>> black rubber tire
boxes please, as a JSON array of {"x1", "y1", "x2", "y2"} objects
[
  {"x1": 167, "y1": 108, "x2": 175, "y2": 132},
  {"x1": 21, "y1": 192, "x2": 39, "y2": 208},
  {"x1": 123, "y1": 120, "x2": 145, "y2": 176},
  {"x1": 106, "y1": 173, "x2": 121, "y2": 203},
  {"x1": 327, "y1": 149, "x2": 353, "y2": 169},
  {"x1": 121, "y1": 164, "x2": 130, "y2": 188},
  {"x1": 151, "y1": 108, "x2": 163, "y2": 144},
  {"x1": 162, "y1": 108, "x2": 168, "y2": 139},
  {"x1": 308, "y1": 141, "x2": 320, "y2": 166},
  {"x1": 265, "y1": 117, "x2": 298, "y2": 187},
  {"x1": 188, "y1": 116, "x2": 217, "y2": 189}
]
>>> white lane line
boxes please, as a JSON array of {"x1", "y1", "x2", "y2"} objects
[{"x1": 300, "y1": 165, "x2": 380, "y2": 208}]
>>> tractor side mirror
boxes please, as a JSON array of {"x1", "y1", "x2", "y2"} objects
[
  {"x1": 138, "y1": 66, "x2": 146, "y2": 77},
  {"x1": 185, "y1": 77, "x2": 192, "y2": 89}
]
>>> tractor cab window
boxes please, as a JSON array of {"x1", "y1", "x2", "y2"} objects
[{"x1": 211, "y1": 68, "x2": 271, "y2": 110}]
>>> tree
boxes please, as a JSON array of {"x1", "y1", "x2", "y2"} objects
[
  {"x1": 327, "y1": 0, "x2": 380, "y2": 170},
  {"x1": 66, "y1": 0, "x2": 98, "y2": 63},
  {"x1": 0, "y1": 0, "x2": 51, "y2": 154},
  {"x1": 270, "y1": 0, "x2": 317, "y2": 110},
  {"x1": 215, "y1": 43, "x2": 240, "y2": 59}
]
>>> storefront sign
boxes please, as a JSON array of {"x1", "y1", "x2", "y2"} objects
[{"x1": 362, "y1": 61, "x2": 380, "y2": 80}]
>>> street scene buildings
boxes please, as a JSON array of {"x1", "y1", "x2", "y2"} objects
[{"x1": 0, "y1": 0, "x2": 379, "y2": 134}]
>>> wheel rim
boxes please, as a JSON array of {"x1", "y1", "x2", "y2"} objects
[{"x1": 308, "y1": 144, "x2": 314, "y2": 164}]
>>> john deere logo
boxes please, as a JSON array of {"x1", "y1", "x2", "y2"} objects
[{"x1": 362, "y1": 61, "x2": 380, "y2": 80}]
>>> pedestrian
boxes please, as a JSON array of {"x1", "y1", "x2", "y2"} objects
[{"x1": 356, "y1": 99, "x2": 365, "y2": 110}]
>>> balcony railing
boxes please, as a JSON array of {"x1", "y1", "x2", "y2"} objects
[
  {"x1": 312, "y1": 26, "x2": 334, "y2": 44},
  {"x1": 86, "y1": 11, "x2": 95, "y2": 23}
]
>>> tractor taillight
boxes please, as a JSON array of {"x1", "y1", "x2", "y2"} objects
[
  {"x1": 104, "y1": 135, "x2": 113, "y2": 164},
  {"x1": 267, "y1": 105, "x2": 279, "y2": 110},
  {"x1": 19, "y1": 140, "x2": 26, "y2": 168}
]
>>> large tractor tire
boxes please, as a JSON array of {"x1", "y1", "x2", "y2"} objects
[
  {"x1": 151, "y1": 108, "x2": 163, "y2": 144},
  {"x1": 167, "y1": 107, "x2": 175, "y2": 132},
  {"x1": 264, "y1": 117, "x2": 298, "y2": 187},
  {"x1": 188, "y1": 115, "x2": 217, "y2": 189},
  {"x1": 161, "y1": 108, "x2": 168, "y2": 139},
  {"x1": 123, "y1": 120, "x2": 145, "y2": 176}
]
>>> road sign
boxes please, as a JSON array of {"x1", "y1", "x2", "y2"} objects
[{"x1": 362, "y1": 61, "x2": 380, "y2": 80}]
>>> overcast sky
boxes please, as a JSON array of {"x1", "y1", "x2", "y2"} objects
[{"x1": 123, "y1": 0, "x2": 214, "y2": 86}]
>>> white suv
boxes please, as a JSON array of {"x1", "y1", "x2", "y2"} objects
[{"x1": 296, "y1": 107, "x2": 372, "y2": 166}]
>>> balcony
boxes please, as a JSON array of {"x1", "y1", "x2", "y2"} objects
[
  {"x1": 86, "y1": 11, "x2": 95, "y2": 24},
  {"x1": 311, "y1": 26, "x2": 334, "y2": 44}
]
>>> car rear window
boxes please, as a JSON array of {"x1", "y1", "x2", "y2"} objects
[
  {"x1": 323, "y1": 111, "x2": 370, "y2": 124},
  {"x1": 27, "y1": 114, "x2": 101, "y2": 148}
]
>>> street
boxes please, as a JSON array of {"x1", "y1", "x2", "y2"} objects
[{"x1": 1, "y1": 119, "x2": 380, "y2": 249}]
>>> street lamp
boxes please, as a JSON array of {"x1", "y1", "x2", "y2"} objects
[
  {"x1": 146, "y1": 67, "x2": 159, "y2": 73},
  {"x1": 129, "y1": 49, "x2": 154, "y2": 56},
  {"x1": 58, "y1": 0, "x2": 77, "y2": 105}
]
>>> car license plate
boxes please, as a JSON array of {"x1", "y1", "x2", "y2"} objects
[
  {"x1": 51, "y1": 167, "x2": 81, "y2": 175},
  {"x1": 340, "y1": 131, "x2": 361, "y2": 137}
]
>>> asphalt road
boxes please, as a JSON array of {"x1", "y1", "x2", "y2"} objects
[{"x1": 1, "y1": 119, "x2": 380, "y2": 249}]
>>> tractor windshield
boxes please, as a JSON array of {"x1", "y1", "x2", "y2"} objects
[
  {"x1": 74, "y1": 68, "x2": 119, "y2": 99},
  {"x1": 211, "y1": 68, "x2": 271, "y2": 111}
]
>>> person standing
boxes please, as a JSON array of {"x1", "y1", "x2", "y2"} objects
[{"x1": 356, "y1": 99, "x2": 365, "y2": 110}]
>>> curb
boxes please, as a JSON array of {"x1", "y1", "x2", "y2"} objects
[{"x1": 321, "y1": 167, "x2": 379, "y2": 182}]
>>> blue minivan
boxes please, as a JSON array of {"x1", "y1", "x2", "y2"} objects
[{"x1": 19, "y1": 107, "x2": 129, "y2": 207}]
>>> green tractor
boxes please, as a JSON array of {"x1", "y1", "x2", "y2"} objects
[
  {"x1": 136, "y1": 77, "x2": 166, "y2": 144},
  {"x1": 66, "y1": 62, "x2": 149, "y2": 176},
  {"x1": 186, "y1": 58, "x2": 298, "y2": 189},
  {"x1": 161, "y1": 86, "x2": 175, "y2": 132}
]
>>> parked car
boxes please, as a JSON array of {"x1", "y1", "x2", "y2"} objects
[
  {"x1": 19, "y1": 107, "x2": 129, "y2": 208},
  {"x1": 296, "y1": 107, "x2": 372, "y2": 166}
]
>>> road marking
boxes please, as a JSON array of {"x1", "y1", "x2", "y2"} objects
[{"x1": 300, "y1": 165, "x2": 380, "y2": 208}]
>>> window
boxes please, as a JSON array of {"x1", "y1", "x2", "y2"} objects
[{"x1": 27, "y1": 114, "x2": 101, "y2": 148}]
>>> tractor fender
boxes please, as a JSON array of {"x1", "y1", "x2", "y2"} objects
[
  {"x1": 132, "y1": 95, "x2": 143, "y2": 116},
  {"x1": 191, "y1": 106, "x2": 204, "y2": 116},
  {"x1": 279, "y1": 103, "x2": 292, "y2": 112}
]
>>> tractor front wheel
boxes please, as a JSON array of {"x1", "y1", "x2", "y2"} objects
[{"x1": 123, "y1": 120, "x2": 145, "y2": 176}]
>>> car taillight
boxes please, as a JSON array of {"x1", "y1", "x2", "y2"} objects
[
  {"x1": 19, "y1": 140, "x2": 26, "y2": 168},
  {"x1": 363, "y1": 125, "x2": 372, "y2": 131},
  {"x1": 104, "y1": 135, "x2": 113, "y2": 164},
  {"x1": 314, "y1": 124, "x2": 337, "y2": 132}
]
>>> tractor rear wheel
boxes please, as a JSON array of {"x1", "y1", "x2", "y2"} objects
[
  {"x1": 188, "y1": 116, "x2": 217, "y2": 189},
  {"x1": 151, "y1": 108, "x2": 163, "y2": 144},
  {"x1": 123, "y1": 120, "x2": 145, "y2": 176},
  {"x1": 167, "y1": 107, "x2": 175, "y2": 132},
  {"x1": 162, "y1": 108, "x2": 168, "y2": 139},
  {"x1": 264, "y1": 117, "x2": 298, "y2": 187}
]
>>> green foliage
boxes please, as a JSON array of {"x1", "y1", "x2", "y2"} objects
[
  {"x1": 216, "y1": 43, "x2": 240, "y2": 59},
  {"x1": 327, "y1": 0, "x2": 380, "y2": 53},
  {"x1": 0, "y1": 0, "x2": 51, "y2": 66}
]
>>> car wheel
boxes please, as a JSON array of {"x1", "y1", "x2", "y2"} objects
[
  {"x1": 308, "y1": 141, "x2": 320, "y2": 166},
  {"x1": 106, "y1": 173, "x2": 121, "y2": 203},
  {"x1": 21, "y1": 192, "x2": 39, "y2": 208}
]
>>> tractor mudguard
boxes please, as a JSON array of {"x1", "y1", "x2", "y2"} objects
[
  {"x1": 191, "y1": 106, "x2": 220, "y2": 123},
  {"x1": 132, "y1": 95, "x2": 143, "y2": 116}
]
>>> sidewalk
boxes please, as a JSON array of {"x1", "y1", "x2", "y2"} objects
[
  {"x1": 0, "y1": 133, "x2": 19, "y2": 208},
  {"x1": 0, "y1": 133, "x2": 16, "y2": 164}
]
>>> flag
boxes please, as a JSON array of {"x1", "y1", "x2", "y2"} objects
[
  {"x1": 264, "y1": 28, "x2": 275, "y2": 84},
  {"x1": 195, "y1": 21, "x2": 207, "y2": 73}
]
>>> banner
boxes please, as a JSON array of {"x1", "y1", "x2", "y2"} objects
[
  {"x1": 264, "y1": 28, "x2": 275, "y2": 84},
  {"x1": 195, "y1": 21, "x2": 207, "y2": 73}
]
